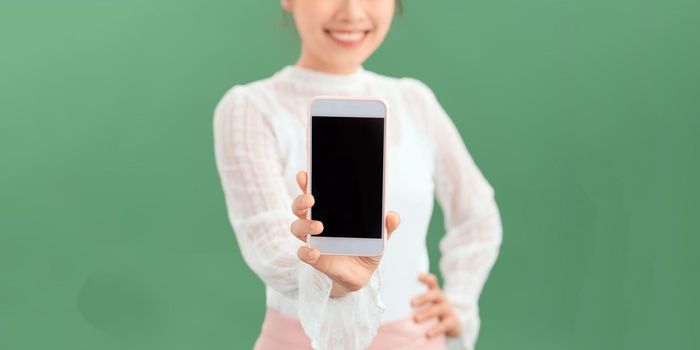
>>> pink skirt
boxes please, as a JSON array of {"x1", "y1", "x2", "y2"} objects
[{"x1": 253, "y1": 308, "x2": 447, "y2": 350}]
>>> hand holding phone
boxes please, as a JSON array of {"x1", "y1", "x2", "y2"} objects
[{"x1": 290, "y1": 170, "x2": 400, "y2": 297}]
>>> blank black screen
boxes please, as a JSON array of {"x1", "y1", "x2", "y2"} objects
[{"x1": 311, "y1": 116, "x2": 384, "y2": 239}]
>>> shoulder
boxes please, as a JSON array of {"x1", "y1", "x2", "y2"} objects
[
  {"x1": 212, "y1": 78, "x2": 282, "y2": 150},
  {"x1": 214, "y1": 76, "x2": 274, "y2": 114},
  {"x1": 213, "y1": 72, "x2": 284, "y2": 127},
  {"x1": 367, "y1": 73, "x2": 446, "y2": 128},
  {"x1": 397, "y1": 76, "x2": 441, "y2": 108},
  {"x1": 398, "y1": 76, "x2": 434, "y2": 96},
  {"x1": 367, "y1": 72, "x2": 440, "y2": 107}
]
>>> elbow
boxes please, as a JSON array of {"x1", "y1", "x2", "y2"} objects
[{"x1": 485, "y1": 187, "x2": 504, "y2": 247}]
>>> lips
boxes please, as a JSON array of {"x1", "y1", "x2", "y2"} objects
[{"x1": 325, "y1": 29, "x2": 370, "y2": 48}]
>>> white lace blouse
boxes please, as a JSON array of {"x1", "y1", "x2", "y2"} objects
[{"x1": 213, "y1": 65, "x2": 502, "y2": 350}]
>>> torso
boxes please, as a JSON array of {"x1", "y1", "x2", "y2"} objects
[{"x1": 241, "y1": 65, "x2": 437, "y2": 322}]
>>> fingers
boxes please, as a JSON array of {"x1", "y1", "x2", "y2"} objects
[
  {"x1": 292, "y1": 171, "x2": 313, "y2": 220},
  {"x1": 418, "y1": 273, "x2": 439, "y2": 290},
  {"x1": 411, "y1": 274, "x2": 462, "y2": 338},
  {"x1": 292, "y1": 193, "x2": 315, "y2": 219},
  {"x1": 296, "y1": 171, "x2": 308, "y2": 193},
  {"x1": 297, "y1": 246, "x2": 321, "y2": 265},
  {"x1": 385, "y1": 211, "x2": 400, "y2": 239},
  {"x1": 426, "y1": 316, "x2": 458, "y2": 338},
  {"x1": 410, "y1": 289, "x2": 442, "y2": 307},
  {"x1": 413, "y1": 301, "x2": 450, "y2": 323},
  {"x1": 290, "y1": 219, "x2": 324, "y2": 241}
]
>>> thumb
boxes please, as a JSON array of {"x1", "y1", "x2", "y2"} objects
[{"x1": 385, "y1": 211, "x2": 400, "y2": 240}]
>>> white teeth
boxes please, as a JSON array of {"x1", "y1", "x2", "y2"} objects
[{"x1": 329, "y1": 31, "x2": 365, "y2": 42}]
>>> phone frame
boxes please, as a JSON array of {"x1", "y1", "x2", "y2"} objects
[{"x1": 306, "y1": 96, "x2": 388, "y2": 256}]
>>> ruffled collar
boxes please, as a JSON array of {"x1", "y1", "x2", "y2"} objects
[{"x1": 276, "y1": 64, "x2": 369, "y2": 94}]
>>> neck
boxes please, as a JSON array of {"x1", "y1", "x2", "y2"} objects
[{"x1": 295, "y1": 49, "x2": 360, "y2": 75}]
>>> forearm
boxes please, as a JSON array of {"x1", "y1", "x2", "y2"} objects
[{"x1": 330, "y1": 281, "x2": 352, "y2": 298}]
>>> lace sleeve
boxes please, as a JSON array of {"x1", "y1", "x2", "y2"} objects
[
  {"x1": 407, "y1": 79, "x2": 503, "y2": 349},
  {"x1": 298, "y1": 267, "x2": 385, "y2": 350},
  {"x1": 213, "y1": 86, "x2": 385, "y2": 350},
  {"x1": 213, "y1": 85, "x2": 304, "y2": 295}
]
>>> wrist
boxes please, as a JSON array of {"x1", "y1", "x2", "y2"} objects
[{"x1": 330, "y1": 281, "x2": 351, "y2": 298}]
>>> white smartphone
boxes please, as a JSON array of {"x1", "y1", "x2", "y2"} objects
[{"x1": 306, "y1": 96, "x2": 388, "y2": 256}]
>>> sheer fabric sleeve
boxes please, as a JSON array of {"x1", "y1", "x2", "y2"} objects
[
  {"x1": 408, "y1": 79, "x2": 503, "y2": 350},
  {"x1": 212, "y1": 86, "x2": 385, "y2": 350}
]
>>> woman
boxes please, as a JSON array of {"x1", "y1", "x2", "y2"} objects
[{"x1": 213, "y1": 0, "x2": 502, "y2": 349}]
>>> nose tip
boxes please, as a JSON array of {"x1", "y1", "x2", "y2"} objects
[{"x1": 335, "y1": 0, "x2": 368, "y2": 22}]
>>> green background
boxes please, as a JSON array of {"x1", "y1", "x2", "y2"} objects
[{"x1": 1, "y1": 0, "x2": 698, "y2": 349}]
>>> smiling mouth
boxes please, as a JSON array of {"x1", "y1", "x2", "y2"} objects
[{"x1": 324, "y1": 29, "x2": 370, "y2": 47}]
